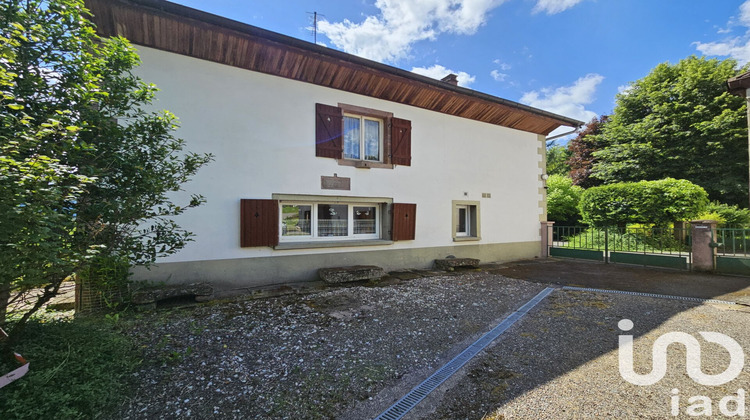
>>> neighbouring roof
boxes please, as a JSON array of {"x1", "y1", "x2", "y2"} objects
[
  {"x1": 84, "y1": 0, "x2": 584, "y2": 135},
  {"x1": 727, "y1": 71, "x2": 750, "y2": 98}
]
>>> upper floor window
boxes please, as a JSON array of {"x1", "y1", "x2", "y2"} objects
[
  {"x1": 315, "y1": 103, "x2": 412, "y2": 167},
  {"x1": 344, "y1": 114, "x2": 383, "y2": 161}
]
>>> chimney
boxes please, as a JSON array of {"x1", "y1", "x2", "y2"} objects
[{"x1": 441, "y1": 74, "x2": 459, "y2": 86}]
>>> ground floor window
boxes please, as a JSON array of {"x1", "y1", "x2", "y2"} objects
[
  {"x1": 280, "y1": 202, "x2": 380, "y2": 241},
  {"x1": 452, "y1": 200, "x2": 480, "y2": 241}
]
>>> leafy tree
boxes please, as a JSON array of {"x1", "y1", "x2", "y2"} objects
[
  {"x1": 579, "y1": 178, "x2": 709, "y2": 226},
  {"x1": 546, "y1": 175, "x2": 583, "y2": 225},
  {"x1": 546, "y1": 142, "x2": 573, "y2": 176},
  {"x1": 567, "y1": 115, "x2": 608, "y2": 188},
  {"x1": 0, "y1": 0, "x2": 212, "y2": 355},
  {"x1": 697, "y1": 201, "x2": 750, "y2": 227},
  {"x1": 590, "y1": 56, "x2": 749, "y2": 206}
]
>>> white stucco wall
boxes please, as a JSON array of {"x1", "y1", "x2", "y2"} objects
[{"x1": 133, "y1": 46, "x2": 545, "y2": 264}]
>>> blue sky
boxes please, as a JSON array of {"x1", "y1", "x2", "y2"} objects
[{"x1": 169, "y1": 0, "x2": 750, "y2": 133}]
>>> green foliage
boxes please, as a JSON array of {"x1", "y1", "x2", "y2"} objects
[
  {"x1": 0, "y1": 318, "x2": 140, "y2": 419},
  {"x1": 697, "y1": 201, "x2": 750, "y2": 227},
  {"x1": 579, "y1": 178, "x2": 709, "y2": 226},
  {"x1": 546, "y1": 175, "x2": 583, "y2": 224},
  {"x1": 589, "y1": 56, "x2": 749, "y2": 206},
  {"x1": 567, "y1": 115, "x2": 608, "y2": 188},
  {"x1": 0, "y1": 0, "x2": 212, "y2": 348},
  {"x1": 546, "y1": 143, "x2": 572, "y2": 176},
  {"x1": 561, "y1": 226, "x2": 688, "y2": 252}
]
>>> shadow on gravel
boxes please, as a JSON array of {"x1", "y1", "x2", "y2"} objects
[
  {"x1": 409, "y1": 259, "x2": 750, "y2": 419},
  {"x1": 489, "y1": 258, "x2": 750, "y2": 304}
]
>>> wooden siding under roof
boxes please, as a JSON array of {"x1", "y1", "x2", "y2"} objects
[
  {"x1": 85, "y1": 0, "x2": 583, "y2": 135},
  {"x1": 727, "y1": 71, "x2": 750, "y2": 98}
]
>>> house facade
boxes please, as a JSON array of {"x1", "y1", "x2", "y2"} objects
[{"x1": 86, "y1": 0, "x2": 583, "y2": 293}]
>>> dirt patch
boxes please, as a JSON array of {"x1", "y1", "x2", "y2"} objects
[{"x1": 427, "y1": 351, "x2": 517, "y2": 420}]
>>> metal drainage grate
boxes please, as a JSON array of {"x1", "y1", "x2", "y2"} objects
[
  {"x1": 561, "y1": 286, "x2": 738, "y2": 305},
  {"x1": 374, "y1": 287, "x2": 555, "y2": 420}
]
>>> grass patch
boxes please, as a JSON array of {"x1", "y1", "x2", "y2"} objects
[
  {"x1": 0, "y1": 316, "x2": 140, "y2": 419},
  {"x1": 560, "y1": 227, "x2": 688, "y2": 253}
]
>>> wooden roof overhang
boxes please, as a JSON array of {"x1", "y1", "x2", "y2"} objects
[
  {"x1": 85, "y1": 0, "x2": 584, "y2": 135},
  {"x1": 727, "y1": 71, "x2": 750, "y2": 98}
]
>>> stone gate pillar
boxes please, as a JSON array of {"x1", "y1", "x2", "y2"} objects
[
  {"x1": 690, "y1": 220, "x2": 718, "y2": 272},
  {"x1": 541, "y1": 221, "x2": 554, "y2": 258}
]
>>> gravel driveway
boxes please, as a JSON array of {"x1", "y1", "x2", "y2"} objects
[
  {"x1": 413, "y1": 289, "x2": 750, "y2": 419},
  {"x1": 115, "y1": 272, "x2": 545, "y2": 419},
  {"x1": 113, "y1": 262, "x2": 750, "y2": 419}
]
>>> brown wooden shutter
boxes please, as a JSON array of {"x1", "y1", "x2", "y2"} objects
[
  {"x1": 240, "y1": 199, "x2": 279, "y2": 247},
  {"x1": 392, "y1": 203, "x2": 416, "y2": 241},
  {"x1": 390, "y1": 117, "x2": 411, "y2": 166},
  {"x1": 315, "y1": 103, "x2": 343, "y2": 158}
]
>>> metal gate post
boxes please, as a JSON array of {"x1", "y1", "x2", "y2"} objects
[{"x1": 604, "y1": 228, "x2": 609, "y2": 263}]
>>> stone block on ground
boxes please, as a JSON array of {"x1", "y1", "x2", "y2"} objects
[
  {"x1": 131, "y1": 282, "x2": 213, "y2": 306},
  {"x1": 434, "y1": 257, "x2": 480, "y2": 271},
  {"x1": 319, "y1": 265, "x2": 386, "y2": 284}
]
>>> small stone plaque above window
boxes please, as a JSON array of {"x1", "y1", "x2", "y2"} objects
[{"x1": 321, "y1": 175, "x2": 351, "y2": 191}]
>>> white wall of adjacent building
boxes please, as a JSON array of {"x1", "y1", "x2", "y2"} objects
[{"x1": 133, "y1": 46, "x2": 545, "y2": 264}]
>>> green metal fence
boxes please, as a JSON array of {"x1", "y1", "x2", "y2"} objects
[
  {"x1": 715, "y1": 228, "x2": 750, "y2": 257},
  {"x1": 551, "y1": 225, "x2": 691, "y2": 269},
  {"x1": 715, "y1": 228, "x2": 750, "y2": 275}
]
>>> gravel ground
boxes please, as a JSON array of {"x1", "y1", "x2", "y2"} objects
[
  {"x1": 112, "y1": 266, "x2": 750, "y2": 419},
  {"x1": 415, "y1": 289, "x2": 750, "y2": 419},
  {"x1": 113, "y1": 271, "x2": 545, "y2": 419}
]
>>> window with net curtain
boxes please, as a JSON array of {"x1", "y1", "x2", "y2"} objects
[
  {"x1": 280, "y1": 203, "x2": 379, "y2": 240},
  {"x1": 344, "y1": 114, "x2": 382, "y2": 161}
]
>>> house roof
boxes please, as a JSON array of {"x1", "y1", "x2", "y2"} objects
[
  {"x1": 84, "y1": 0, "x2": 584, "y2": 135},
  {"x1": 727, "y1": 71, "x2": 750, "y2": 98}
]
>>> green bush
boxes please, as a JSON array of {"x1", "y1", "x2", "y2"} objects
[
  {"x1": 579, "y1": 178, "x2": 708, "y2": 226},
  {"x1": 547, "y1": 175, "x2": 584, "y2": 225},
  {"x1": 561, "y1": 227, "x2": 688, "y2": 252},
  {"x1": 0, "y1": 318, "x2": 140, "y2": 419},
  {"x1": 697, "y1": 202, "x2": 750, "y2": 227}
]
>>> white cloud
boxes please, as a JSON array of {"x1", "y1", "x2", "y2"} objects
[
  {"x1": 741, "y1": 0, "x2": 750, "y2": 26},
  {"x1": 617, "y1": 84, "x2": 632, "y2": 94},
  {"x1": 532, "y1": 0, "x2": 585, "y2": 15},
  {"x1": 411, "y1": 64, "x2": 476, "y2": 87},
  {"x1": 694, "y1": 0, "x2": 750, "y2": 65},
  {"x1": 318, "y1": 0, "x2": 508, "y2": 63},
  {"x1": 490, "y1": 69, "x2": 508, "y2": 81},
  {"x1": 520, "y1": 73, "x2": 604, "y2": 123},
  {"x1": 493, "y1": 59, "x2": 512, "y2": 70},
  {"x1": 695, "y1": 38, "x2": 750, "y2": 65}
]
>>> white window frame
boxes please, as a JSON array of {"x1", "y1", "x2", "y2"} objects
[
  {"x1": 455, "y1": 205, "x2": 470, "y2": 237},
  {"x1": 279, "y1": 203, "x2": 313, "y2": 240},
  {"x1": 343, "y1": 113, "x2": 383, "y2": 162},
  {"x1": 279, "y1": 201, "x2": 381, "y2": 242},
  {"x1": 452, "y1": 200, "x2": 481, "y2": 241}
]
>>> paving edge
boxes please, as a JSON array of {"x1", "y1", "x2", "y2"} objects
[
  {"x1": 373, "y1": 287, "x2": 555, "y2": 420},
  {"x1": 561, "y1": 286, "x2": 738, "y2": 305}
]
